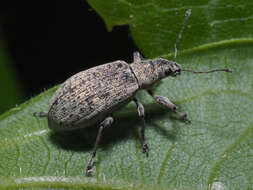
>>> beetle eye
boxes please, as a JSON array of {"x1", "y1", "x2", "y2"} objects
[
  {"x1": 165, "y1": 69, "x2": 171, "y2": 75},
  {"x1": 175, "y1": 69, "x2": 181, "y2": 75}
]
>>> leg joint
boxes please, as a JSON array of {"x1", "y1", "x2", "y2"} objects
[{"x1": 101, "y1": 116, "x2": 114, "y2": 127}]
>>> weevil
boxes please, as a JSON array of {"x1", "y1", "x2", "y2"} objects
[{"x1": 34, "y1": 9, "x2": 231, "y2": 175}]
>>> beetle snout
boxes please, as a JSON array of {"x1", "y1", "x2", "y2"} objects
[
  {"x1": 175, "y1": 69, "x2": 181, "y2": 75},
  {"x1": 171, "y1": 69, "x2": 181, "y2": 77},
  {"x1": 172, "y1": 62, "x2": 181, "y2": 76}
]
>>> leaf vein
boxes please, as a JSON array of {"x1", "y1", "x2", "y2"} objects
[
  {"x1": 207, "y1": 120, "x2": 253, "y2": 188},
  {"x1": 40, "y1": 137, "x2": 50, "y2": 176},
  {"x1": 0, "y1": 129, "x2": 49, "y2": 150},
  {"x1": 156, "y1": 143, "x2": 175, "y2": 185}
]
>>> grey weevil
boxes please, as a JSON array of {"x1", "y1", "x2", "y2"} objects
[{"x1": 34, "y1": 9, "x2": 231, "y2": 175}]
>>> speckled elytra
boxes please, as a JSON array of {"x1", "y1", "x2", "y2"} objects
[{"x1": 34, "y1": 9, "x2": 231, "y2": 176}]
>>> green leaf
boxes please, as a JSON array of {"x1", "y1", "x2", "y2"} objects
[
  {"x1": 88, "y1": 0, "x2": 253, "y2": 58},
  {"x1": 1, "y1": 1, "x2": 253, "y2": 190}
]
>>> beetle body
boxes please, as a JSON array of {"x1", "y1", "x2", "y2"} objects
[
  {"x1": 48, "y1": 60, "x2": 138, "y2": 130},
  {"x1": 47, "y1": 58, "x2": 180, "y2": 131},
  {"x1": 35, "y1": 10, "x2": 231, "y2": 175}
]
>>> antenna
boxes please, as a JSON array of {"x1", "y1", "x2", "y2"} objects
[
  {"x1": 173, "y1": 10, "x2": 232, "y2": 75},
  {"x1": 181, "y1": 69, "x2": 232, "y2": 74},
  {"x1": 174, "y1": 9, "x2": 192, "y2": 62}
]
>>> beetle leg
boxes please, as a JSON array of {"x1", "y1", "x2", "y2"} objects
[
  {"x1": 147, "y1": 90, "x2": 190, "y2": 123},
  {"x1": 133, "y1": 97, "x2": 149, "y2": 156},
  {"x1": 86, "y1": 117, "x2": 113, "y2": 175},
  {"x1": 86, "y1": 116, "x2": 114, "y2": 176},
  {"x1": 33, "y1": 111, "x2": 48, "y2": 117},
  {"x1": 133, "y1": 51, "x2": 143, "y2": 63}
]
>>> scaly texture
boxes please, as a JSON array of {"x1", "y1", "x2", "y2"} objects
[{"x1": 49, "y1": 61, "x2": 138, "y2": 130}]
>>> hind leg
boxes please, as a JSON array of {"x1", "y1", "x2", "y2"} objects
[{"x1": 86, "y1": 116, "x2": 114, "y2": 176}]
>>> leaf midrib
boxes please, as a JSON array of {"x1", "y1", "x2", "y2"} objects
[{"x1": 161, "y1": 38, "x2": 253, "y2": 59}]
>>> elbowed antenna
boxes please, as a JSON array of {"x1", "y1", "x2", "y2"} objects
[
  {"x1": 181, "y1": 69, "x2": 232, "y2": 74},
  {"x1": 174, "y1": 9, "x2": 192, "y2": 62},
  {"x1": 172, "y1": 10, "x2": 232, "y2": 75}
]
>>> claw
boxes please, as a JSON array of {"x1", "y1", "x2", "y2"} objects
[
  {"x1": 142, "y1": 143, "x2": 149, "y2": 157},
  {"x1": 86, "y1": 158, "x2": 94, "y2": 176},
  {"x1": 181, "y1": 113, "x2": 191, "y2": 124},
  {"x1": 86, "y1": 165, "x2": 93, "y2": 176},
  {"x1": 184, "y1": 118, "x2": 191, "y2": 124}
]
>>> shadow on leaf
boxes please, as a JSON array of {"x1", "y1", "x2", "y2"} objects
[{"x1": 49, "y1": 103, "x2": 182, "y2": 152}]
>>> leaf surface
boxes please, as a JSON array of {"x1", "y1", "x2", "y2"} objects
[{"x1": 1, "y1": 1, "x2": 253, "y2": 190}]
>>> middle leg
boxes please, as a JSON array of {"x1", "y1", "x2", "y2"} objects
[{"x1": 133, "y1": 97, "x2": 149, "y2": 156}]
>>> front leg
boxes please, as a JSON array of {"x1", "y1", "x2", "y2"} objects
[{"x1": 147, "y1": 90, "x2": 190, "y2": 123}]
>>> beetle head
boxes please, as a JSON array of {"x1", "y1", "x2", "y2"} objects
[
  {"x1": 130, "y1": 58, "x2": 182, "y2": 89},
  {"x1": 155, "y1": 58, "x2": 181, "y2": 78}
]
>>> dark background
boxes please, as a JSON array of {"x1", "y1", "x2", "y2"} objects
[{"x1": 1, "y1": 0, "x2": 137, "y2": 100}]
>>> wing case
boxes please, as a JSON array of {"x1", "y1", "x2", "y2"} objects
[{"x1": 48, "y1": 60, "x2": 139, "y2": 130}]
